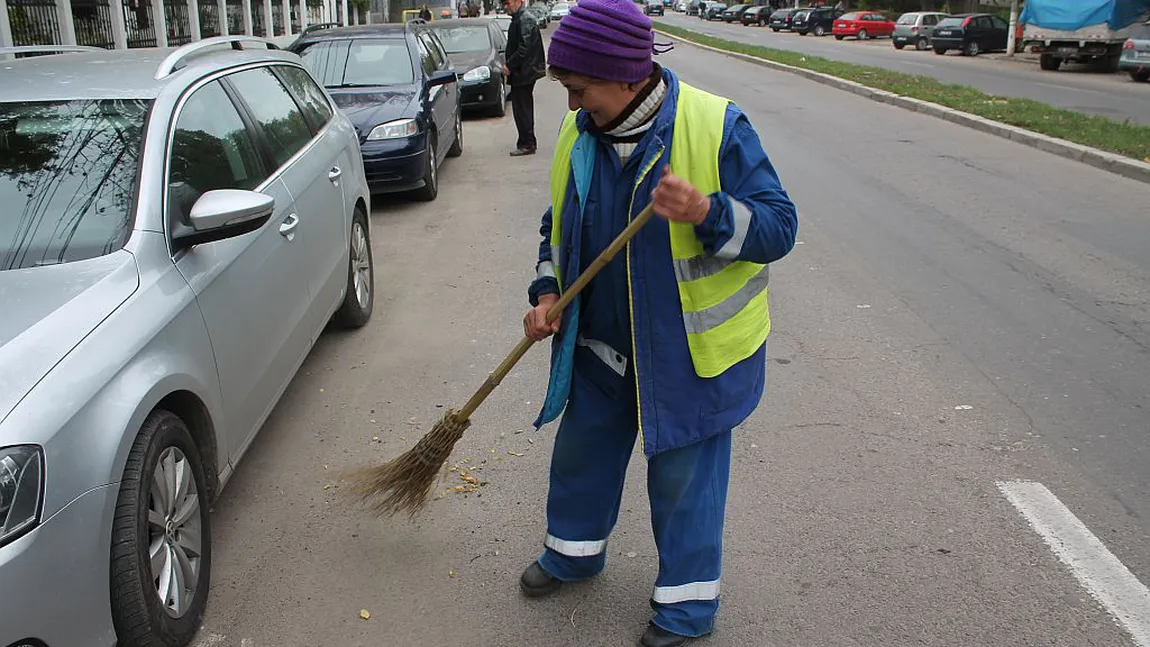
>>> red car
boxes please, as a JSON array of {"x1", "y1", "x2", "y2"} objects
[{"x1": 833, "y1": 11, "x2": 895, "y2": 40}]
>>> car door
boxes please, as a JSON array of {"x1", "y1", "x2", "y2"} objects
[
  {"x1": 989, "y1": 15, "x2": 1009, "y2": 50},
  {"x1": 276, "y1": 64, "x2": 358, "y2": 325},
  {"x1": 426, "y1": 29, "x2": 459, "y2": 125},
  {"x1": 414, "y1": 31, "x2": 449, "y2": 160},
  {"x1": 166, "y1": 78, "x2": 314, "y2": 461},
  {"x1": 921, "y1": 13, "x2": 937, "y2": 39}
]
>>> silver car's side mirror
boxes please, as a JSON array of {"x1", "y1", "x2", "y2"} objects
[
  {"x1": 172, "y1": 189, "x2": 275, "y2": 251},
  {"x1": 189, "y1": 189, "x2": 275, "y2": 231}
]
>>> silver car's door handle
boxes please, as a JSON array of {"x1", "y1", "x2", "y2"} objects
[
  {"x1": 279, "y1": 213, "x2": 299, "y2": 239},
  {"x1": 328, "y1": 166, "x2": 342, "y2": 182}
]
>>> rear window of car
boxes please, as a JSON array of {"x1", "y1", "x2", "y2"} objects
[
  {"x1": 897, "y1": 14, "x2": 918, "y2": 24},
  {"x1": 296, "y1": 38, "x2": 415, "y2": 87},
  {"x1": 1130, "y1": 23, "x2": 1150, "y2": 39},
  {"x1": 937, "y1": 17, "x2": 964, "y2": 27},
  {"x1": 840, "y1": 12, "x2": 863, "y2": 20},
  {"x1": 0, "y1": 98, "x2": 148, "y2": 270}
]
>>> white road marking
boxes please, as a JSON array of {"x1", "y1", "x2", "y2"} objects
[
  {"x1": 1032, "y1": 81, "x2": 1106, "y2": 95},
  {"x1": 899, "y1": 61, "x2": 935, "y2": 69},
  {"x1": 998, "y1": 480, "x2": 1150, "y2": 646}
]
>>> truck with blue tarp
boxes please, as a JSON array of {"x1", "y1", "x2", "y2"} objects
[{"x1": 1020, "y1": 0, "x2": 1150, "y2": 71}]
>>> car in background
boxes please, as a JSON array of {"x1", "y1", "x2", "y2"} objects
[
  {"x1": 768, "y1": 7, "x2": 801, "y2": 31},
  {"x1": 526, "y1": 4, "x2": 550, "y2": 27},
  {"x1": 427, "y1": 18, "x2": 508, "y2": 116},
  {"x1": 931, "y1": 13, "x2": 1009, "y2": 56},
  {"x1": 644, "y1": 0, "x2": 664, "y2": 16},
  {"x1": 833, "y1": 11, "x2": 895, "y2": 40},
  {"x1": 1119, "y1": 21, "x2": 1150, "y2": 82},
  {"x1": 549, "y1": 2, "x2": 571, "y2": 19},
  {"x1": 701, "y1": 1, "x2": 725, "y2": 20},
  {"x1": 676, "y1": 0, "x2": 688, "y2": 11},
  {"x1": 0, "y1": 36, "x2": 373, "y2": 647},
  {"x1": 793, "y1": 6, "x2": 844, "y2": 36},
  {"x1": 892, "y1": 11, "x2": 949, "y2": 50},
  {"x1": 492, "y1": 12, "x2": 512, "y2": 34},
  {"x1": 741, "y1": 5, "x2": 770, "y2": 26},
  {"x1": 291, "y1": 23, "x2": 463, "y2": 201},
  {"x1": 721, "y1": 4, "x2": 751, "y2": 23}
]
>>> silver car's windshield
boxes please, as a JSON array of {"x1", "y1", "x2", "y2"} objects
[{"x1": 0, "y1": 99, "x2": 148, "y2": 271}]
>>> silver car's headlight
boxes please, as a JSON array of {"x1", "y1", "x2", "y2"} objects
[
  {"x1": 0, "y1": 445, "x2": 43, "y2": 547},
  {"x1": 367, "y1": 118, "x2": 419, "y2": 141},
  {"x1": 463, "y1": 65, "x2": 491, "y2": 82}
]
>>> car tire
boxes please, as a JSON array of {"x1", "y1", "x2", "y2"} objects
[
  {"x1": 893, "y1": 41, "x2": 905, "y2": 49},
  {"x1": 857, "y1": 28, "x2": 868, "y2": 40},
  {"x1": 414, "y1": 133, "x2": 438, "y2": 202},
  {"x1": 814, "y1": 24, "x2": 826, "y2": 36},
  {"x1": 934, "y1": 46, "x2": 947, "y2": 55},
  {"x1": 447, "y1": 109, "x2": 463, "y2": 158},
  {"x1": 333, "y1": 207, "x2": 374, "y2": 329},
  {"x1": 110, "y1": 410, "x2": 212, "y2": 647},
  {"x1": 915, "y1": 36, "x2": 929, "y2": 50},
  {"x1": 1132, "y1": 70, "x2": 1150, "y2": 82},
  {"x1": 492, "y1": 79, "x2": 507, "y2": 117},
  {"x1": 834, "y1": 34, "x2": 843, "y2": 39},
  {"x1": 773, "y1": 27, "x2": 780, "y2": 32},
  {"x1": 964, "y1": 40, "x2": 980, "y2": 56}
]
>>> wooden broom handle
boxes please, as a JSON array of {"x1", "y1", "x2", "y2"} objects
[{"x1": 456, "y1": 203, "x2": 658, "y2": 421}]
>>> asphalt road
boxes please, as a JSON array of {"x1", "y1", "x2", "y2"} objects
[
  {"x1": 191, "y1": 37, "x2": 1150, "y2": 647},
  {"x1": 657, "y1": 12, "x2": 1150, "y2": 126}
]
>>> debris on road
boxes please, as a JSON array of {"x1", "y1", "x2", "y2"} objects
[{"x1": 359, "y1": 609, "x2": 371, "y2": 621}]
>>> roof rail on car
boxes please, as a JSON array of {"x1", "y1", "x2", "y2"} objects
[
  {"x1": 0, "y1": 45, "x2": 106, "y2": 59},
  {"x1": 154, "y1": 35, "x2": 279, "y2": 80},
  {"x1": 302, "y1": 21, "x2": 343, "y2": 34}
]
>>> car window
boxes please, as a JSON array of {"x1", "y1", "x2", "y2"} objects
[
  {"x1": 226, "y1": 68, "x2": 314, "y2": 168},
  {"x1": 418, "y1": 31, "x2": 447, "y2": 69},
  {"x1": 167, "y1": 82, "x2": 265, "y2": 227},
  {"x1": 297, "y1": 38, "x2": 415, "y2": 87},
  {"x1": 1132, "y1": 23, "x2": 1150, "y2": 39},
  {"x1": 924, "y1": 14, "x2": 937, "y2": 26},
  {"x1": 990, "y1": 15, "x2": 1008, "y2": 29},
  {"x1": 937, "y1": 16, "x2": 963, "y2": 27},
  {"x1": 0, "y1": 98, "x2": 148, "y2": 270},
  {"x1": 433, "y1": 25, "x2": 490, "y2": 53},
  {"x1": 276, "y1": 65, "x2": 334, "y2": 132},
  {"x1": 897, "y1": 14, "x2": 916, "y2": 24},
  {"x1": 415, "y1": 34, "x2": 436, "y2": 76}
]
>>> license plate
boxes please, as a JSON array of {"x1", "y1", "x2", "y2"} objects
[
  {"x1": 935, "y1": 30, "x2": 953, "y2": 36},
  {"x1": 1057, "y1": 46, "x2": 1077, "y2": 54},
  {"x1": 1138, "y1": 52, "x2": 1150, "y2": 59}
]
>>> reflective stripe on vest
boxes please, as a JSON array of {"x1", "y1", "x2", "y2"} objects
[{"x1": 547, "y1": 82, "x2": 770, "y2": 379}]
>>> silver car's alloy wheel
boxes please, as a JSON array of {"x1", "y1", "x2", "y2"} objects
[
  {"x1": 352, "y1": 221, "x2": 371, "y2": 309},
  {"x1": 148, "y1": 446, "x2": 202, "y2": 618}
]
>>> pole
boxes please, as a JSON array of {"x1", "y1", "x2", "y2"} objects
[{"x1": 1006, "y1": 0, "x2": 1019, "y2": 57}]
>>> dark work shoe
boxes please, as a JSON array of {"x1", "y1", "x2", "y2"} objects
[
  {"x1": 639, "y1": 624, "x2": 693, "y2": 647},
  {"x1": 509, "y1": 147, "x2": 537, "y2": 157},
  {"x1": 519, "y1": 562, "x2": 562, "y2": 598}
]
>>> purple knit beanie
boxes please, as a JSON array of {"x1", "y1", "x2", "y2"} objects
[{"x1": 547, "y1": 0, "x2": 656, "y2": 83}]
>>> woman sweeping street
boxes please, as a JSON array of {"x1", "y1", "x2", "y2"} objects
[{"x1": 520, "y1": 0, "x2": 800, "y2": 644}]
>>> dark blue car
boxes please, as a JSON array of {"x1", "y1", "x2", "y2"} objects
[{"x1": 290, "y1": 22, "x2": 463, "y2": 201}]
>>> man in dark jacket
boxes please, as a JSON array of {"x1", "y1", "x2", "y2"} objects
[{"x1": 502, "y1": 0, "x2": 546, "y2": 155}]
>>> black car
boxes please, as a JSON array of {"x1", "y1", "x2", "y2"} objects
[
  {"x1": 768, "y1": 7, "x2": 800, "y2": 31},
  {"x1": 428, "y1": 18, "x2": 508, "y2": 117},
  {"x1": 644, "y1": 0, "x2": 664, "y2": 15},
  {"x1": 721, "y1": 4, "x2": 750, "y2": 22},
  {"x1": 792, "y1": 6, "x2": 843, "y2": 36},
  {"x1": 702, "y1": 1, "x2": 725, "y2": 20},
  {"x1": 931, "y1": 13, "x2": 1009, "y2": 56},
  {"x1": 741, "y1": 5, "x2": 769, "y2": 26},
  {"x1": 290, "y1": 23, "x2": 463, "y2": 201}
]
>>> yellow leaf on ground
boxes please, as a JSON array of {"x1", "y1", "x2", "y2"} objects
[{"x1": 359, "y1": 609, "x2": 371, "y2": 620}]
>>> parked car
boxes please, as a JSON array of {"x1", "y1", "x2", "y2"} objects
[
  {"x1": 676, "y1": 0, "x2": 688, "y2": 12},
  {"x1": 0, "y1": 37, "x2": 373, "y2": 647},
  {"x1": 833, "y1": 11, "x2": 896, "y2": 40},
  {"x1": 768, "y1": 7, "x2": 801, "y2": 31},
  {"x1": 702, "y1": 1, "x2": 725, "y2": 20},
  {"x1": 1119, "y1": 20, "x2": 1150, "y2": 81},
  {"x1": 931, "y1": 13, "x2": 1009, "y2": 56},
  {"x1": 741, "y1": 5, "x2": 770, "y2": 26},
  {"x1": 427, "y1": 18, "x2": 508, "y2": 116},
  {"x1": 549, "y1": 2, "x2": 571, "y2": 19},
  {"x1": 291, "y1": 23, "x2": 462, "y2": 201},
  {"x1": 721, "y1": 4, "x2": 751, "y2": 23},
  {"x1": 793, "y1": 6, "x2": 844, "y2": 36},
  {"x1": 644, "y1": 0, "x2": 664, "y2": 16},
  {"x1": 526, "y1": 4, "x2": 551, "y2": 27},
  {"x1": 892, "y1": 11, "x2": 949, "y2": 50},
  {"x1": 492, "y1": 13, "x2": 512, "y2": 33}
]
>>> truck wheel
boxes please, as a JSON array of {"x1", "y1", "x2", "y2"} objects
[
  {"x1": 1039, "y1": 53, "x2": 1061, "y2": 71},
  {"x1": 1132, "y1": 70, "x2": 1150, "y2": 82}
]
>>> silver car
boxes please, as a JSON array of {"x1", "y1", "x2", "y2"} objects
[
  {"x1": 893, "y1": 11, "x2": 950, "y2": 50},
  {"x1": 0, "y1": 37, "x2": 374, "y2": 647}
]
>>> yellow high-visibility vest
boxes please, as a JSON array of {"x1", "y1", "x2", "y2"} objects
[{"x1": 547, "y1": 82, "x2": 771, "y2": 378}]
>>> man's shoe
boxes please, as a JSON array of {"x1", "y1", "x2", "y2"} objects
[
  {"x1": 509, "y1": 147, "x2": 537, "y2": 156},
  {"x1": 639, "y1": 624, "x2": 693, "y2": 647},
  {"x1": 519, "y1": 562, "x2": 561, "y2": 598}
]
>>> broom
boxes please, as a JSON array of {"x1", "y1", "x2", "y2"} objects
[{"x1": 345, "y1": 203, "x2": 659, "y2": 518}]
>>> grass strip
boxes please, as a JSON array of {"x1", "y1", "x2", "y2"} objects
[{"x1": 653, "y1": 21, "x2": 1150, "y2": 162}]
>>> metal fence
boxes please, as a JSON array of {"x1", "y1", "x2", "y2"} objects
[
  {"x1": 164, "y1": 0, "x2": 191, "y2": 44},
  {"x1": 198, "y1": 0, "x2": 220, "y2": 36},
  {"x1": 73, "y1": 0, "x2": 115, "y2": 47},
  {"x1": 7, "y1": 0, "x2": 61, "y2": 45}
]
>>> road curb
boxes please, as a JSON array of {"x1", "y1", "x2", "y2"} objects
[{"x1": 655, "y1": 28, "x2": 1150, "y2": 186}]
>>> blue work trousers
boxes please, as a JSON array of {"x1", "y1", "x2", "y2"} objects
[{"x1": 537, "y1": 345, "x2": 732, "y2": 637}]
